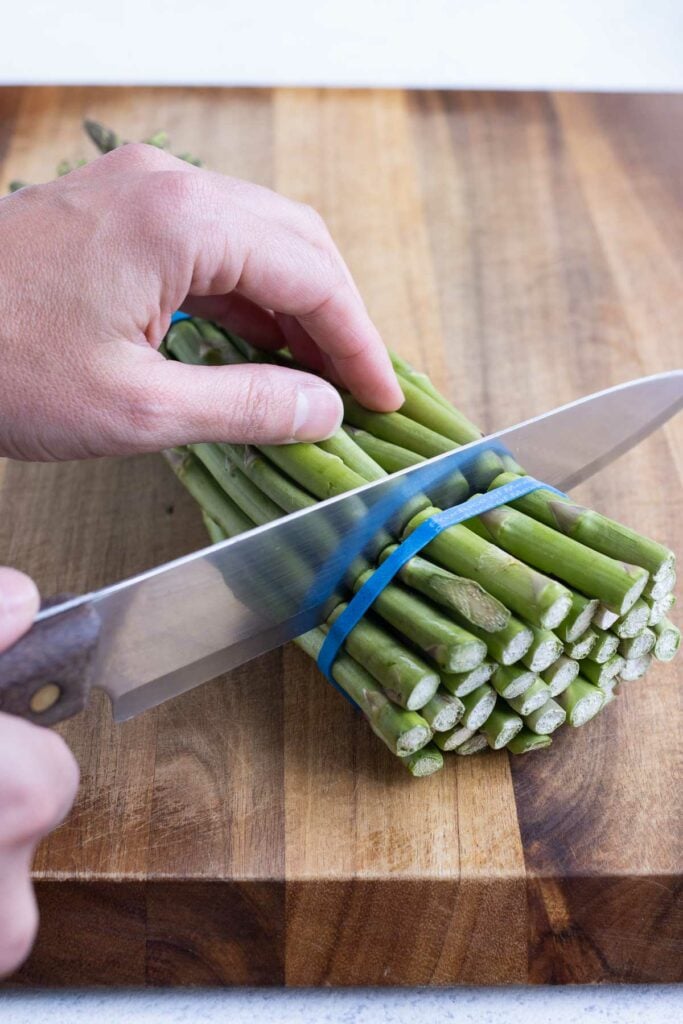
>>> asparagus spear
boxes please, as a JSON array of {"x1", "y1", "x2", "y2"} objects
[
  {"x1": 541, "y1": 655, "x2": 580, "y2": 697},
  {"x1": 327, "y1": 603, "x2": 440, "y2": 711},
  {"x1": 618, "y1": 629, "x2": 656, "y2": 661},
  {"x1": 506, "y1": 678, "x2": 553, "y2": 716},
  {"x1": 476, "y1": 505, "x2": 649, "y2": 615},
  {"x1": 378, "y1": 545, "x2": 510, "y2": 632},
  {"x1": 345, "y1": 426, "x2": 424, "y2": 473},
  {"x1": 419, "y1": 690, "x2": 465, "y2": 732},
  {"x1": 451, "y1": 610, "x2": 533, "y2": 665},
  {"x1": 647, "y1": 593, "x2": 675, "y2": 626},
  {"x1": 520, "y1": 624, "x2": 563, "y2": 673},
  {"x1": 441, "y1": 661, "x2": 495, "y2": 697},
  {"x1": 613, "y1": 599, "x2": 650, "y2": 639},
  {"x1": 318, "y1": 429, "x2": 387, "y2": 481},
  {"x1": 580, "y1": 654, "x2": 625, "y2": 687},
  {"x1": 644, "y1": 568, "x2": 676, "y2": 601},
  {"x1": 557, "y1": 678, "x2": 605, "y2": 726},
  {"x1": 507, "y1": 728, "x2": 553, "y2": 754},
  {"x1": 488, "y1": 472, "x2": 675, "y2": 581},
  {"x1": 555, "y1": 591, "x2": 600, "y2": 644},
  {"x1": 652, "y1": 618, "x2": 681, "y2": 662},
  {"x1": 405, "y1": 506, "x2": 572, "y2": 630},
  {"x1": 433, "y1": 724, "x2": 475, "y2": 752},
  {"x1": 565, "y1": 629, "x2": 598, "y2": 661},
  {"x1": 295, "y1": 628, "x2": 432, "y2": 756},
  {"x1": 459, "y1": 684, "x2": 497, "y2": 730},
  {"x1": 389, "y1": 352, "x2": 453, "y2": 411},
  {"x1": 455, "y1": 733, "x2": 490, "y2": 755},
  {"x1": 589, "y1": 626, "x2": 620, "y2": 664},
  {"x1": 481, "y1": 700, "x2": 524, "y2": 749},
  {"x1": 524, "y1": 698, "x2": 567, "y2": 735},
  {"x1": 400, "y1": 744, "x2": 444, "y2": 777},
  {"x1": 491, "y1": 663, "x2": 537, "y2": 700}
]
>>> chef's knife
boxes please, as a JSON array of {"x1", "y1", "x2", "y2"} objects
[{"x1": 0, "y1": 370, "x2": 681, "y2": 726}]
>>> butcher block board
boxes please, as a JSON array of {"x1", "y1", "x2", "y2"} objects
[{"x1": 0, "y1": 87, "x2": 681, "y2": 987}]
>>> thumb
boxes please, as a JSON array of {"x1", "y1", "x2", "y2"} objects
[
  {"x1": 0, "y1": 569, "x2": 40, "y2": 651},
  {"x1": 130, "y1": 360, "x2": 344, "y2": 449}
]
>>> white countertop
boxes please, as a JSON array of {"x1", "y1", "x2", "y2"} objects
[{"x1": 1, "y1": 986, "x2": 681, "y2": 1023}]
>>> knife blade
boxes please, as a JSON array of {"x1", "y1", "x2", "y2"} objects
[{"x1": 2, "y1": 369, "x2": 682, "y2": 723}]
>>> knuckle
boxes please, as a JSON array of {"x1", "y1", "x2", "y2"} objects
[
  {"x1": 231, "y1": 369, "x2": 285, "y2": 441},
  {"x1": 116, "y1": 375, "x2": 170, "y2": 447},
  {"x1": 109, "y1": 141, "x2": 172, "y2": 172},
  {"x1": 298, "y1": 202, "x2": 329, "y2": 237}
]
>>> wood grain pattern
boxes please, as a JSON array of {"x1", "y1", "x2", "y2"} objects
[{"x1": 0, "y1": 87, "x2": 681, "y2": 986}]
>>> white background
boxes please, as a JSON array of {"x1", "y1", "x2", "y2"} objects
[{"x1": 1, "y1": 0, "x2": 682, "y2": 91}]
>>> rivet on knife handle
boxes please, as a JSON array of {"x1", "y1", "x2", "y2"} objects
[{"x1": 0, "y1": 595, "x2": 100, "y2": 726}]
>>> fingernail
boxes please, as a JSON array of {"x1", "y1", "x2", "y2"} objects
[
  {"x1": 293, "y1": 382, "x2": 344, "y2": 442},
  {"x1": 0, "y1": 567, "x2": 40, "y2": 619}
]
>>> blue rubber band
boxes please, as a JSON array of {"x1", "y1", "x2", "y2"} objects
[
  {"x1": 170, "y1": 311, "x2": 191, "y2": 324},
  {"x1": 317, "y1": 476, "x2": 566, "y2": 701}
]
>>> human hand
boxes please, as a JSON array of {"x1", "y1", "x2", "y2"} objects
[
  {"x1": 0, "y1": 568, "x2": 79, "y2": 977},
  {"x1": 0, "y1": 145, "x2": 403, "y2": 461}
]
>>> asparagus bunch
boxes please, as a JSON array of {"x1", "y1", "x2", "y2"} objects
[
  {"x1": 162, "y1": 316, "x2": 679, "y2": 776},
  {"x1": 14, "y1": 121, "x2": 678, "y2": 776}
]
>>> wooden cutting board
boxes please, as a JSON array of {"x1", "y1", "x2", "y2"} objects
[{"x1": 0, "y1": 86, "x2": 681, "y2": 987}]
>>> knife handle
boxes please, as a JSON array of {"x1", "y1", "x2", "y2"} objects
[{"x1": 0, "y1": 596, "x2": 100, "y2": 726}]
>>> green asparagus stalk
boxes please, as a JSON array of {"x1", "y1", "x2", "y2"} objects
[
  {"x1": 565, "y1": 629, "x2": 598, "y2": 661},
  {"x1": 326, "y1": 603, "x2": 440, "y2": 711},
  {"x1": 455, "y1": 733, "x2": 490, "y2": 755},
  {"x1": 613, "y1": 599, "x2": 650, "y2": 639},
  {"x1": 318, "y1": 429, "x2": 387, "y2": 481},
  {"x1": 557, "y1": 677, "x2": 605, "y2": 726},
  {"x1": 520, "y1": 624, "x2": 563, "y2": 673},
  {"x1": 476, "y1": 504, "x2": 649, "y2": 615},
  {"x1": 488, "y1": 472, "x2": 675, "y2": 581},
  {"x1": 555, "y1": 591, "x2": 600, "y2": 644},
  {"x1": 404, "y1": 506, "x2": 572, "y2": 629},
  {"x1": 345, "y1": 426, "x2": 424, "y2": 473},
  {"x1": 418, "y1": 690, "x2": 465, "y2": 732},
  {"x1": 220, "y1": 443, "x2": 318, "y2": 514},
  {"x1": 351, "y1": 569, "x2": 487, "y2": 672},
  {"x1": 433, "y1": 724, "x2": 475, "y2": 752},
  {"x1": 451, "y1": 611, "x2": 533, "y2": 666},
  {"x1": 580, "y1": 654, "x2": 625, "y2": 687},
  {"x1": 480, "y1": 700, "x2": 524, "y2": 749},
  {"x1": 491, "y1": 663, "x2": 537, "y2": 700},
  {"x1": 589, "y1": 626, "x2": 620, "y2": 664},
  {"x1": 524, "y1": 698, "x2": 567, "y2": 735},
  {"x1": 506, "y1": 678, "x2": 553, "y2": 716},
  {"x1": 163, "y1": 449, "x2": 254, "y2": 538},
  {"x1": 652, "y1": 618, "x2": 681, "y2": 662},
  {"x1": 459, "y1": 684, "x2": 497, "y2": 730},
  {"x1": 507, "y1": 728, "x2": 553, "y2": 754},
  {"x1": 618, "y1": 628, "x2": 656, "y2": 660},
  {"x1": 295, "y1": 628, "x2": 432, "y2": 755},
  {"x1": 440, "y1": 661, "x2": 495, "y2": 697},
  {"x1": 400, "y1": 743, "x2": 444, "y2": 777},
  {"x1": 202, "y1": 512, "x2": 228, "y2": 545},
  {"x1": 389, "y1": 352, "x2": 453, "y2": 411},
  {"x1": 541, "y1": 655, "x2": 580, "y2": 697},
  {"x1": 378, "y1": 545, "x2": 510, "y2": 632}
]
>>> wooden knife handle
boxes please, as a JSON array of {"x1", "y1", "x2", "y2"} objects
[{"x1": 0, "y1": 595, "x2": 101, "y2": 726}]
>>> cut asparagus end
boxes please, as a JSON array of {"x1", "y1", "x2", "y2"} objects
[
  {"x1": 645, "y1": 568, "x2": 676, "y2": 601},
  {"x1": 613, "y1": 599, "x2": 650, "y2": 639},
  {"x1": 492, "y1": 663, "x2": 537, "y2": 699},
  {"x1": 521, "y1": 626, "x2": 564, "y2": 673},
  {"x1": 481, "y1": 701, "x2": 524, "y2": 750},
  {"x1": 460, "y1": 684, "x2": 497, "y2": 731},
  {"x1": 566, "y1": 629, "x2": 598, "y2": 661},
  {"x1": 404, "y1": 674, "x2": 443, "y2": 711},
  {"x1": 524, "y1": 698, "x2": 567, "y2": 735},
  {"x1": 557, "y1": 677, "x2": 605, "y2": 726},
  {"x1": 542, "y1": 655, "x2": 580, "y2": 697},
  {"x1": 401, "y1": 744, "x2": 444, "y2": 777},
  {"x1": 653, "y1": 618, "x2": 681, "y2": 662},
  {"x1": 556, "y1": 592, "x2": 600, "y2": 644},
  {"x1": 593, "y1": 605, "x2": 620, "y2": 630},
  {"x1": 434, "y1": 725, "x2": 474, "y2": 752},
  {"x1": 507, "y1": 728, "x2": 553, "y2": 754},
  {"x1": 419, "y1": 691, "x2": 465, "y2": 732},
  {"x1": 580, "y1": 654, "x2": 625, "y2": 688},
  {"x1": 455, "y1": 733, "x2": 489, "y2": 755},
  {"x1": 506, "y1": 678, "x2": 552, "y2": 716},
  {"x1": 441, "y1": 661, "x2": 495, "y2": 697},
  {"x1": 619, "y1": 655, "x2": 653, "y2": 681},
  {"x1": 590, "y1": 627, "x2": 620, "y2": 664},
  {"x1": 619, "y1": 628, "x2": 656, "y2": 661},
  {"x1": 395, "y1": 724, "x2": 434, "y2": 756},
  {"x1": 647, "y1": 593, "x2": 675, "y2": 626}
]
